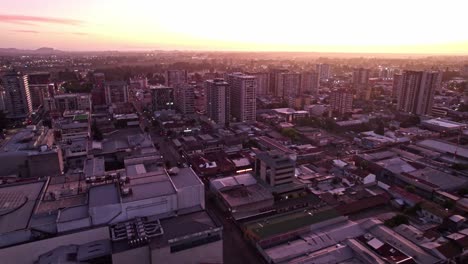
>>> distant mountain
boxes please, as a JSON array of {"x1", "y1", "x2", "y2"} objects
[{"x1": 0, "y1": 47, "x2": 63, "y2": 55}]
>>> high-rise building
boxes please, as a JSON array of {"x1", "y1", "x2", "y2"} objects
[
  {"x1": 174, "y1": 83, "x2": 195, "y2": 115},
  {"x1": 1, "y1": 71, "x2": 32, "y2": 119},
  {"x1": 151, "y1": 85, "x2": 174, "y2": 111},
  {"x1": 277, "y1": 73, "x2": 301, "y2": 98},
  {"x1": 392, "y1": 73, "x2": 403, "y2": 100},
  {"x1": 91, "y1": 73, "x2": 106, "y2": 106},
  {"x1": 301, "y1": 71, "x2": 319, "y2": 95},
  {"x1": 166, "y1": 70, "x2": 188, "y2": 87},
  {"x1": 330, "y1": 89, "x2": 353, "y2": 115},
  {"x1": 316, "y1": 64, "x2": 331, "y2": 80},
  {"x1": 353, "y1": 68, "x2": 371, "y2": 100},
  {"x1": 28, "y1": 73, "x2": 51, "y2": 110},
  {"x1": 248, "y1": 72, "x2": 269, "y2": 95},
  {"x1": 463, "y1": 65, "x2": 468, "y2": 77},
  {"x1": 129, "y1": 76, "x2": 148, "y2": 89},
  {"x1": 226, "y1": 73, "x2": 256, "y2": 123},
  {"x1": 397, "y1": 71, "x2": 442, "y2": 115},
  {"x1": 269, "y1": 69, "x2": 288, "y2": 96},
  {"x1": 205, "y1": 79, "x2": 230, "y2": 126},
  {"x1": 104, "y1": 81, "x2": 129, "y2": 105}
]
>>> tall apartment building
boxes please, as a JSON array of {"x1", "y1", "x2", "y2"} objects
[
  {"x1": 397, "y1": 70, "x2": 442, "y2": 115},
  {"x1": 277, "y1": 73, "x2": 301, "y2": 98},
  {"x1": 205, "y1": 79, "x2": 230, "y2": 126},
  {"x1": 151, "y1": 85, "x2": 174, "y2": 111},
  {"x1": 105, "y1": 81, "x2": 129, "y2": 105},
  {"x1": 91, "y1": 72, "x2": 106, "y2": 106},
  {"x1": 1, "y1": 71, "x2": 32, "y2": 119},
  {"x1": 28, "y1": 72, "x2": 51, "y2": 110},
  {"x1": 226, "y1": 73, "x2": 257, "y2": 123},
  {"x1": 316, "y1": 64, "x2": 331, "y2": 80},
  {"x1": 269, "y1": 69, "x2": 288, "y2": 96},
  {"x1": 353, "y1": 68, "x2": 371, "y2": 100},
  {"x1": 255, "y1": 151, "x2": 295, "y2": 187},
  {"x1": 330, "y1": 89, "x2": 353, "y2": 115},
  {"x1": 174, "y1": 83, "x2": 195, "y2": 115},
  {"x1": 392, "y1": 73, "x2": 403, "y2": 100},
  {"x1": 301, "y1": 71, "x2": 319, "y2": 95},
  {"x1": 166, "y1": 70, "x2": 188, "y2": 87},
  {"x1": 248, "y1": 72, "x2": 269, "y2": 95},
  {"x1": 463, "y1": 65, "x2": 468, "y2": 77}
]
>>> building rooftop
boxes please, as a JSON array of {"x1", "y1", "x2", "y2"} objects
[
  {"x1": 417, "y1": 139, "x2": 468, "y2": 159},
  {"x1": 88, "y1": 184, "x2": 120, "y2": 208}
]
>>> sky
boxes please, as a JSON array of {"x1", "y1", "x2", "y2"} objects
[{"x1": 1, "y1": 0, "x2": 468, "y2": 54}]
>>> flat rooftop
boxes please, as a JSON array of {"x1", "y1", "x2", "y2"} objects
[{"x1": 417, "y1": 139, "x2": 468, "y2": 159}]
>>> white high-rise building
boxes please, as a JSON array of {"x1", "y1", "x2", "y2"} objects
[
  {"x1": 205, "y1": 79, "x2": 230, "y2": 126},
  {"x1": 226, "y1": 73, "x2": 257, "y2": 123},
  {"x1": 397, "y1": 70, "x2": 442, "y2": 115},
  {"x1": 1, "y1": 71, "x2": 32, "y2": 119},
  {"x1": 174, "y1": 83, "x2": 195, "y2": 115},
  {"x1": 166, "y1": 70, "x2": 188, "y2": 87},
  {"x1": 316, "y1": 64, "x2": 331, "y2": 80}
]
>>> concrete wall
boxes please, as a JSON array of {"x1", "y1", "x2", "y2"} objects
[
  {"x1": 177, "y1": 184, "x2": 205, "y2": 210},
  {"x1": 0, "y1": 227, "x2": 109, "y2": 264},
  {"x1": 112, "y1": 245, "x2": 151, "y2": 264},
  {"x1": 119, "y1": 193, "x2": 178, "y2": 221},
  {"x1": 151, "y1": 239, "x2": 223, "y2": 264}
]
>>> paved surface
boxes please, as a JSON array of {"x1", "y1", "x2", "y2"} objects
[{"x1": 206, "y1": 197, "x2": 266, "y2": 264}]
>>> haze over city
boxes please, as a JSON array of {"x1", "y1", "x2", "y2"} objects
[{"x1": 2, "y1": 0, "x2": 468, "y2": 54}]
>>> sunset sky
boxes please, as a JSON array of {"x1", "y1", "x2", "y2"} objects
[{"x1": 1, "y1": 0, "x2": 468, "y2": 54}]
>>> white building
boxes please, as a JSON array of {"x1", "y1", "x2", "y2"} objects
[
  {"x1": 205, "y1": 79, "x2": 230, "y2": 126},
  {"x1": 227, "y1": 73, "x2": 257, "y2": 123},
  {"x1": 316, "y1": 63, "x2": 331, "y2": 80},
  {"x1": 174, "y1": 83, "x2": 195, "y2": 115}
]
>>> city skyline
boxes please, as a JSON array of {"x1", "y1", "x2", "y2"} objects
[{"x1": 2, "y1": 0, "x2": 468, "y2": 54}]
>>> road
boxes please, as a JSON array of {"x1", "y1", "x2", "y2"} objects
[{"x1": 206, "y1": 197, "x2": 266, "y2": 264}]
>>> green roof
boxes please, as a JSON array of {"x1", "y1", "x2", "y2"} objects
[
  {"x1": 73, "y1": 114, "x2": 89, "y2": 121},
  {"x1": 245, "y1": 208, "x2": 341, "y2": 239}
]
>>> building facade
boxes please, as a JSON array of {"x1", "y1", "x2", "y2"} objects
[
  {"x1": 277, "y1": 73, "x2": 301, "y2": 98},
  {"x1": 330, "y1": 89, "x2": 353, "y2": 115},
  {"x1": 397, "y1": 71, "x2": 442, "y2": 115},
  {"x1": 316, "y1": 64, "x2": 331, "y2": 80},
  {"x1": 227, "y1": 73, "x2": 257, "y2": 123},
  {"x1": 28, "y1": 72, "x2": 51, "y2": 110},
  {"x1": 301, "y1": 71, "x2": 319, "y2": 95},
  {"x1": 353, "y1": 68, "x2": 371, "y2": 100},
  {"x1": 174, "y1": 83, "x2": 195, "y2": 115},
  {"x1": 166, "y1": 70, "x2": 188, "y2": 87},
  {"x1": 205, "y1": 79, "x2": 230, "y2": 126},
  {"x1": 151, "y1": 85, "x2": 174, "y2": 111},
  {"x1": 1, "y1": 71, "x2": 32, "y2": 119},
  {"x1": 105, "y1": 81, "x2": 129, "y2": 105}
]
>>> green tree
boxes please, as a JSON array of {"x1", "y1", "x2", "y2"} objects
[
  {"x1": 281, "y1": 128, "x2": 299, "y2": 141},
  {"x1": 92, "y1": 121, "x2": 103, "y2": 141},
  {"x1": 384, "y1": 214, "x2": 409, "y2": 228}
]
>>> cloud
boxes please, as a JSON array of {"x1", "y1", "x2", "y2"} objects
[
  {"x1": 0, "y1": 14, "x2": 83, "y2": 26},
  {"x1": 11, "y1": 29, "x2": 40, "y2": 33},
  {"x1": 72, "y1": 32, "x2": 89, "y2": 36}
]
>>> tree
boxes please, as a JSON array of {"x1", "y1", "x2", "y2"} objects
[
  {"x1": 374, "y1": 120, "x2": 385, "y2": 135},
  {"x1": 281, "y1": 128, "x2": 298, "y2": 141},
  {"x1": 384, "y1": 214, "x2": 409, "y2": 228}
]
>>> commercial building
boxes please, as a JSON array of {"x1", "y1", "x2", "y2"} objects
[
  {"x1": 151, "y1": 85, "x2": 174, "y2": 111},
  {"x1": 330, "y1": 89, "x2": 353, "y2": 115},
  {"x1": 44, "y1": 93, "x2": 91, "y2": 112},
  {"x1": 353, "y1": 68, "x2": 371, "y2": 100},
  {"x1": 105, "y1": 81, "x2": 129, "y2": 105},
  {"x1": 397, "y1": 71, "x2": 442, "y2": 115},
  {"x1": 1, "y1": 70, "x2": 32, "y2": 119},
  {"x1": 205, "y1": 79, "x2": 230, "y2": 126},
  {"x1": 166, "y1": 70, "x2": 187, "y2": 87},
  {"x1": 269, "y1": 69, "x2": 288, "y2": 96},
  {"x1": 227, "y1": 73, "x2": 257, "y2": 123},
  {"x1": 174, "y1": 83, "x2": 195, "y2": 115},
  {"x1": 254, "y1": 151, "x2": 295, "y2": 187}
]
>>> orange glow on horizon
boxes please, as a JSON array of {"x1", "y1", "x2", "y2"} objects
[{"x1": 1, "y1": 0, "x2": 468, "y2": 54}]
